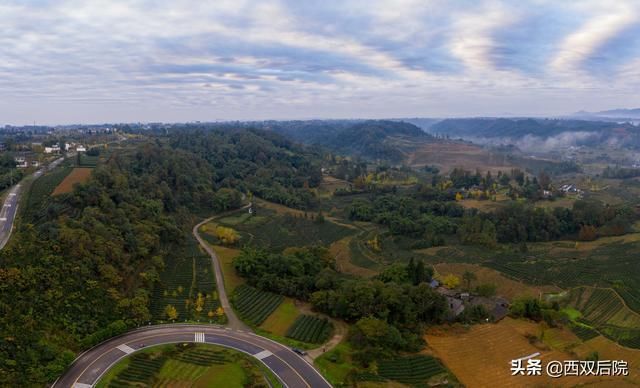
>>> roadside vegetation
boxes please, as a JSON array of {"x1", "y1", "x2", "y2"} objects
[{"x1": 96, "y1": 343, "x2": 281, "y2": 387}]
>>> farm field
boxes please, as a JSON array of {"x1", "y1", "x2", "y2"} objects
[
  {"x1": 406, "y1": 141, "x2": 516, "y2": 173},
  {"x1": 51, "y1": 167, "x2": 92, "y2": 195},
  {"x1": 286, "y1": 314, "x2": 333, "y2": 344},
  {"x1": 214, "y1": 205, "x2": 353, "y2": 252},
  {"x1": 329, "y1": 236, "x2": 378, "y2": 277},
  {"x1": 96, "y1": 343, "x2": 281, "y2": 387},
  {"x1": 22, "y1": 164, "x2": 73, "y2": 222},
  {"x1": 426, "y1": 317, "x2": 627, "y2": 387},
  {"x1": 377, "y1": 355, "x2": 447, "y2": 385},
  {"x1": 563, "y1": 287, "x2": 640, "y2": 349},
  {"x1": 260, "y1": 298, "x2": 300, "y2": 336},
  {"x1": 150, "y1": 240, "x2": 221, "y2": 323},
  {"x1": 232, "y1": 285, "x2": 283, "y2": 326},
  {"x1": 573, "y1": 336, "x2": 640, "y2": 383},
  {"x1": 77, "y1": 153, "x2": 99, "y2": 167},
  {"x1": 434, "y1": 263, "x2": 559, "y2": 300}
]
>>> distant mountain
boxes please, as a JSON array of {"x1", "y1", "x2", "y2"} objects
[
  {"x1": 429, "y1": 117, "x2": 640, "y2": 151},
  {"x1": 574, "y1": 108, "x2": 640, "y2": 119},
  {"x1": 430, "y1": 118, "x2": 620, "y2": 138},
  {"x1": 266, "y1": 119, "x2": 433, "y2": 162}
]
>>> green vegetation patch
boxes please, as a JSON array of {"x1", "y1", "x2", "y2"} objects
[
  {"x1": 150, "y1": 238, "x2": 221, "y2": 323},
  {"x1": 377, "y1": 355, "x2": 446, "y2": 385},
  {"x1": 285, "y1": 315, "x2": 333, "y2": 344},
  {"x1": 233, "y1": 284, "x2": 283, "y2": 325},
  {"x1": 23, "y1": 165, "x2": 73, "y2": 222},
  {"x1": 217, "y1": 207, "x2": 353, "y2": 252},
  {"x1": 97, "y1": 343, "x2": 281, "y2": 388}
]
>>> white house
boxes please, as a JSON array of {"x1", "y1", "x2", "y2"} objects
[
  {"x1": 14, "y1": 157, "x2": 27, "y2": 168},
  {"x1": 44, "y1": 144, "x2": 61, "y2": 153}
]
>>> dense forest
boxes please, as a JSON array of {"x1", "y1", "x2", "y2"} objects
[
  {"x1": 0, "y1": 129, "x2": 322, "y2": 386},
  {"x1": 234, "y1": 248, "x2": 448, "y2": 363}
]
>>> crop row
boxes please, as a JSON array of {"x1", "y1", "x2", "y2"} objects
[
  {"x1": 568, "y1": 322, "x2": 599, "y2": 342},
  {"x1": 286, "y1": 315, "x2": 333, "y2": 344},
  {"x1": 233, "y1": 285, "x2": 283, "y2": 325},
  {"x1": 378, "y1": 355, "x2": 445, "y2": 385},
  {"x1": 581, "y1": 289, "x2": 622, "y2": 325},
  {"x1": 109, "y1": 353, "x2": 166, "y2": 386},
  {"x1": 23, "y1": 165, "x2": 73, "y2": 222}
]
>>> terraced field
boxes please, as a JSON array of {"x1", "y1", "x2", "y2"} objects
[
  {"x1": 377, "y1": 355, "x2": 446, "y2": 385},
  {"x1": 150, "y1": 241, "x2": 220, "y2": 323},
  {"x1": 286, "y1": 315, "x2": 333, "y2": 344},
  {"x1": 97, "y1": 344, "x2": 280, "y2": 387},
  {"x1": 564, "y1": 287, "x2": 640, "y2": 349},
  {"x1": 23, "y1": 165, "x2": 73, "y2": 222},
  {"x1": 232, "y1": 285, "x2": 283, "y2": 325},
  {"x1": 215, "y1": 206, "x2": 353, "y2": 252}
]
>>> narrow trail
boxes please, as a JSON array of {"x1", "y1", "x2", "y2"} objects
[{"x1": 192, "y1": 204, "x2": 252, "y2": 332}]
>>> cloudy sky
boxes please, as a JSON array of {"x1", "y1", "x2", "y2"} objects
[{"x1": 1, "y1": 0, "x2": 640, "y2": 124}]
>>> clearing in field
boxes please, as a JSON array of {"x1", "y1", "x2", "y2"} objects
[
  {"x1": 426, "y1": 317, "x2": 627, "y2": 387},
  {"x1": 259, "y1": 298, "x2": 300, "y2": 336},
  {"x1": 96, "y1": 343, "x2": 281, "y2": 388},
  {"x1": 433, "y1": 263, "x2": 558, "y2": 300},
  {"x1": 406, "y1": 141, "x2": 516, "y2": 173},
  {"x1": 52, "y1": 167, "x2": 92, "y2": 195}
]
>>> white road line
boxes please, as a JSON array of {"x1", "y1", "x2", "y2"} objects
[
  {"x1": 514, "y1": 352, "x2": 541, "y2": 361},
  {"x1": 72, "y1": 383, "x2": 92, "y2": 388},
  {"x1": 0, "y1": 218, "x2": 6, "y2": 221},
  {"x1": 8, "y1": 193, "x2": 15, "y2": 197},
  {"x1": 194, "y1": 332, "x2": 205, "y2": 343},
  {"x1": 253, "y1": 350, "x2": 273, "y2": 360},
  {"x1": 116, "y1": 344, "x2": 136, "y2": 354},
  {"x1": 3, "y1": 204, "x2": 10, "y2": 207}
]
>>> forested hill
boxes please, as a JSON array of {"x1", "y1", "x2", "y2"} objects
[
  {"x1": 430, "y1": 118, "x2": 631, "y2": 139},
  {"x1": 0, "y1": 129, "x2": 322, "y2": 386},
  {"x1": 268, "y1": 120, "x2": 433, "y2": 162}
]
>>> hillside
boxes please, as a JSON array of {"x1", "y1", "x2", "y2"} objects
[{"x1": 269, "y1": 120, "x2": 434, "y2": 162}]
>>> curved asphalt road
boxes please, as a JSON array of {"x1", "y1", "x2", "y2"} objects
[
  {"x1": 55, "y1": 204, "x2": 332, "y2": 387},
  {"x1": 53, "y1": 324, "x2": 331, "y2": 388}
]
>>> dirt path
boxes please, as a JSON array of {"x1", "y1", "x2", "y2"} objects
[
  {"x1": 193, "y1": 205, "x2": 252, "y2": 332},
  {"x1": 294, "y1": 302, "x2": 349, "y2": 361}
]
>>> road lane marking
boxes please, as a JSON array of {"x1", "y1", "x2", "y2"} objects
[
  {"x1": 72, "y1": 383, "x2": 92, "y2": 388},
  {"x1": 253, "y1": 350, "x2": 273, "y2": 360},
  {"x1": 195, "y1": 332, "x2": 205, "y2": 343},
  {"x1": 8, "y1": 193, "x2": 15, "y2": 197},
  {"x1": 3, "y1": 204, "x2": 10, "y2": 207},
  {"x1": 0, "y1": 218, "x2": 6, "y2": 221},
  {"x1": 116, "y1": 344, "x2": 136, "y2": 354},
  {"x1": 70, "y1": 331, "x2": 313, "y2": 388}
]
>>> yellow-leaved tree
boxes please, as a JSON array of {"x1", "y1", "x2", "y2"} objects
[
  {"x1": 165, "y1": 304, "x2": 178, "y2": 321},
  {"x1": 442, "y1": 274, "x2": 460, "y2": 289},
  {"x1": 215, "y1": 226, "x2": 239, "y2": 245}
]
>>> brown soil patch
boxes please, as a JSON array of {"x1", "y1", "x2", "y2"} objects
[
  {"x1": 52, "y1": 168, "x2": 92, "y2": 195},
  {"x1": 427, "y1": 317, "x2": 630, "y2": 387}
]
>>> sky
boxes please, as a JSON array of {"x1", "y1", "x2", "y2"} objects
[{"x1": 1, "y1": 0, "x2": 640, "y2": 125}]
